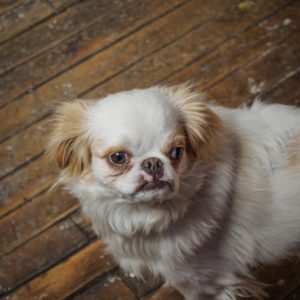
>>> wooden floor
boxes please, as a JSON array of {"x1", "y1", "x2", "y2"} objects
[{"x1": 0, "y1": 0, "x2": 299, "y2": 299}]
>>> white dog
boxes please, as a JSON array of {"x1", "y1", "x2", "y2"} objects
[{"x1": 47, "y1": 84, "x2": 300, "y2": 300}]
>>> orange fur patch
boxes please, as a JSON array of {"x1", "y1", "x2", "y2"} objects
[
  {"x1": 161, "y1": 83, "x2": 224, "y2": 161},
  {"x1": 287, "y1": 132, "x2": 300, "y2": 167},
  {"x1": 161, "y1": 133, "x2": 187, "y2": 171},
  {"x1": 46, "y1": 99, "x2": 94, "y2": 177}
]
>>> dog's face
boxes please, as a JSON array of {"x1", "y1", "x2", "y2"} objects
[
  {"x1": 88, "y1": 88, "x2": 188, "y2": 202},
  {"x1": 47, "y1": 84, "x2": 223, "y2": 203}
]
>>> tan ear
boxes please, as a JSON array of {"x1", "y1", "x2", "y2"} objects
[
  {"x1": 161, "y1": 83, "x2": 223, "y2": 160},
  {"x1": 46, "y1": 99, "x2": 92, "y2": 176}
]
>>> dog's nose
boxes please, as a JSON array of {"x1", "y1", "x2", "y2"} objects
[{"x1": 141, "y1": 157, "x2": 164, "y2": 180}]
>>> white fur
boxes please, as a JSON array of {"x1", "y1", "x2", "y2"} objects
[{"x1": 51, "y1": 86, "x2": 300, "y2": 300}]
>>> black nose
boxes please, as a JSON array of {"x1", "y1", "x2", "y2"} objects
[{"x1": 142, "y1": 157, "x2": 164, "y2": 180}]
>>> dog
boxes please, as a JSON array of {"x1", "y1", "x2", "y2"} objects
[{"x1": 46, "y1": 83, "x2": 300, "y2": 299}]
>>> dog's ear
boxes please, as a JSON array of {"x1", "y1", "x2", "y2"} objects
[
  {"x1": 162, "y1": 83, "x2": 223, "y2": 160},
  {"x1": 46, "y1": 100, "x2": 92, "y2": 176}
]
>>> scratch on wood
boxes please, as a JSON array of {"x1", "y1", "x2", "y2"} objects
[{"x1": 43, "y1": 0, "x2": 59, "y2": 14}]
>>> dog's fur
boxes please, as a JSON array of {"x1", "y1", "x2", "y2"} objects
[{"x1": 47, "y1": 84, "x2": 300, "y2": 300}]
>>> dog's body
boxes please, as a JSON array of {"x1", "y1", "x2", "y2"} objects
[{"x1": 47, "y1": 85, "x2": 300, "y2": 300}]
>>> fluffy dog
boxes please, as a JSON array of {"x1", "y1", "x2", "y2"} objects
[{"x1": 47, "y1": 84, "x2": 300, "y2": 299}]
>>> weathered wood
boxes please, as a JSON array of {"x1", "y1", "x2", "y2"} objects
[
  {"x1": 0, "y1": 0, "x2": 54, "y2": 44},
  {"x1": 50, "y1": 0, "x2": 81, "y2": 11},
  {"x1": 0, "y1": 0, "x2": 186, "y2": 142},
  {"x1": 206, "y1": 33, "x2": 300, "y2": 107},
  {"x1": 0, "y1": 91, "x2": 40, "y2": 143},
  {"x1": 4, "y1": 239, "x2": 116, "y2": 299},
  {"x1": 0, "y1": 0, "x2": 299, "y2": 298},
  {"x1": 30, "y1": 0, "x2": 233, "y2": 101},
  {"x1": 0, "y1": 155, "x2": 56, "y2": 218},
  {"x1": 71, "y1": 273, "x2": 136, "y2": 300},
  {"x1": 0, "y1": 186, "x2": 78, "y2": 257},
  {"x1": 0, "y1": 0, "x2": 135, "y2": 76},
  {"x1": 0, "y1": 118, "x2": 50, "y2": 179},
  {"x1": 148, "y1": 285, "x2": 183, "y2": 300},
  {"x1": 260, "y1": 70, "x2": 300, "y2": 105},
  {"x1": 0, "y1": 0, "x2": 76, "y2": 16},
  {"x1": 85, "y1": 0, "x2": 296, "y2": 100},
  {"x1": 0, "y1": 0, "x2": 24, "y2": 15},
  {"x1": 0, "y1": 218, "x2": 88, "y2": 295},
  {"x1": 120, "y1": 270, "x2": 158, "y2": 298},
  {"x1": 164, "y1": 1, "x2": 299, "y2": 101},
  {"x1": 70, "y1": 209, "x2": 97, "y2": 240},
  {"x1": 0, "y1": 0, "x2": 185, "y2": 106},
  {"x1": 0, "y1": 0, "x2": 233, "y2": 164}
]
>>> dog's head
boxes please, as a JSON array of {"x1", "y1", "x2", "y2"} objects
[{"x1": 47, "y1": 84, "x2": 223, "y2": 203}]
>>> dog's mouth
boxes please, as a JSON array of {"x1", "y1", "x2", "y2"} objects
[{"x1": 136, "y1": 180, "x2": 174, "y2": 193}]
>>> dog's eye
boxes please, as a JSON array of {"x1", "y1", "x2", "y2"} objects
[
  {"x1": 169, "y1": 147, "x2": 184, "y2": 161},
  {"x1": 108, "y1": 152, "x2": 128, "y2": 166}
]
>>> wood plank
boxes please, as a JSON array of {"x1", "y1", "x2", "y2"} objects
[
  {"x1": 259, "y1": 70, "x2": 300, "y2": 105},
  {"x1": 32, "y1": 0, "x2": 233, "y2": 103},
  {"x1": 0, "y1": 91, "x2": 42, "y2": 144},
  {"x1": 70, "y1": 210, "x2": 96, "y2": 240},
  {"x1": 0, "y1": 0, "x2": 185, "y2": 107},
  {"x1": 0, "y1": 1, "x2": 187, "y2": 144},
  {"x1": 0, "y1": 0, "x2": 233, "y2": 166},
  {"x1": 206, "y1": 33, "x2": 300, "y2": 107},
  {"x1": 50, "y1": 0, "x2": 81, "y2": 11},
  {"x1": 0, "y1": 0, "x2": 24, "y2": 15},
  {"x1": 4, "y1": 239, "x2": 116, "y2": 299},
  {"x1": 0, "y1": 0, "x2": 296, "y2": 216},
  {"x1": 71, "y1": 273, "x2": 136, "y2": 300},
  {"x1": 0, "y1": 0, "x2": 54, "y2": 44},
  {"x1": 0, "y1": 2, "x2": 298, "y2": 299},
  {"x1": 163, "y1": 1, "x2": 299, "y2": 101},
  {"x1": 0, "y1": 118, "x2": 50, "y2": 180},
  {"x1": 85, "y1": 0, "x2": 296, "y2": 99},
  {"x1": 0, "y1": 0, "x2": 234, "y2": 144},
  {"x1": 0, "y1": 155, "x2": 56, "y2": 218},
  {"x1": 120, "y1": 270, "x2": 158, "y2": 298},
  {"x1": 0, "y1": 187, "x2": 78, "y2": 257},
  {"x1": 0, "y1": 0, "x2": 135, "y2": 76},
  {"x1": 0, "y1": 0, "x2": 78, "y2": 16},
  {"x1": 147, "y1": 286, "x2": 183, "y2": 300},
  {"x1": 256, "y1": 259, "x2": 300, "y2": 300},
  {"x1": 0, "y1": 218, "x2": 88, "y2": 295}
]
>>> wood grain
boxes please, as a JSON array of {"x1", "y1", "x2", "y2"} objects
[
  {"x1": 0, "y1": 0, "x2": 299, "y2": 299},
  {"x1": 0, "y1": 218, "x2": 88, "y2": 295},
  {"x1": 0, "y1": 118, "x2": 50, "y2": 180},
  {"x1": 72, "y1": 274, "x2": 136, "y2": 300},
  {"x1": 0, "y1": 0, "x2": 53, "y2": 43},
  {"x1": 0, "y1": 187, "x2": 78, "y2": 257},
  {"x1": 206, "y1": 33, "x2": 300, "y2": 107},
  {"x1": 165, "y1": 1, "x2": 299, "y2": 100},
  {"x1": 4, "y1": 239, "x2": 116, "y2": 299},
  {"x1": 85, "y1": 0, "x2": 296, "y2": 99},
  {"x1": 260, "y1": 70, "x2": 300, "y2": 105},
  {"x1": 0, "y1": 0, "x2": 24, "y2": 15},
  {"x1": 0, "y1": 0, "x2": 185, "y2": 106},
  {"x1": 0, "y1": 0, "x2": 135, "y2": 76},
  {"x1": 0, "y1": 0, "x2": 233, "y2": 166},
  {"x1": 148, "y1": 285, "x2": 184, "y2": 300},
  {"x1": 0, "y1": 155, "x2": 56, "y2": 218}
]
